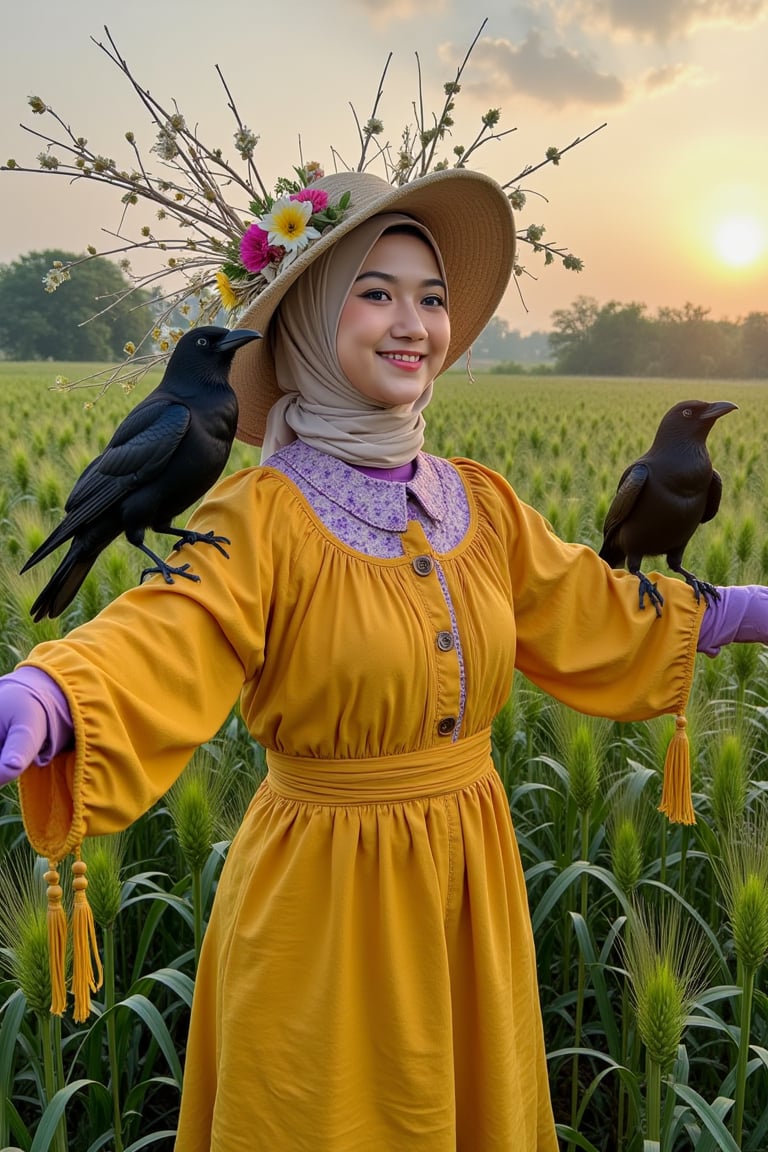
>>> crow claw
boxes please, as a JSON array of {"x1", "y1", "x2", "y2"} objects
[
  {"x1": 140, "y1": 560, "x2": 201, "y2": 585},
  {"x1": 635, "y1": 572, "x2": 664, "y2": 618},
  {"x1": 169, "y1": 528, "x2": 231, "y2": 558},
  {"x1": 675, "y1": 567, "x2": 720, "y2": 607},
  {"x1": 688, "y1": 578, "x2": 720, "y2": 607}
]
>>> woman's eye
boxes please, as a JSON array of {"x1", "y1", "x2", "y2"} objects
[
  {"x1": 423, "y1": 294, "x2": 445, "y2": 308},
  {"x1": 362, "y1": 289, "x2": 390, "y2": 302}
]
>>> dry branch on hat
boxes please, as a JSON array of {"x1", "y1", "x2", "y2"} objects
[{"x1": 3, "y1": 19, "x2": 600, "y2": 409}]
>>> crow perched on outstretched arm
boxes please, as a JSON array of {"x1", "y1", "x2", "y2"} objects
[
  {"x1": 21, "y1": 325, "x2": 260, "y2": 622},
  {"x1": 599, "y1": 399, "x2": 737, "y2": 616}
]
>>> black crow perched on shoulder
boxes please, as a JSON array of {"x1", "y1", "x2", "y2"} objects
[
  {"x1": 599, "y1": 399, "x2": 737, "y2": 616},
  {"x1": 21, "y1": 325, "x2": 260, "y2": 622}
]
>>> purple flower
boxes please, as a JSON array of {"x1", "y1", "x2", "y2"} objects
[{"x1": 291, "y1": 187, "x2": 329, "y2": 214}]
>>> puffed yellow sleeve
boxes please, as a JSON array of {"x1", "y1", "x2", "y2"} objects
[
  {"x1": 464, "y1": 460, "x2": 705, "y2": 723},
  {"x1": 17, "y1": 467, "x2": 280, "y2": 861}
]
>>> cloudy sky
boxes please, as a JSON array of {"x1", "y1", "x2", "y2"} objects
[{"x1": 1, "y1": 0, "x2": 766, "y2": 335}]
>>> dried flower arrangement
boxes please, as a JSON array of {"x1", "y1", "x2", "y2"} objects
[{"x1": 3, "y1": 20, "x2": 602, "y2": 396}]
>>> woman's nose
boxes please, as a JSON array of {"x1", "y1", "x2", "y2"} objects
[{"x1": 390, "y1": 301, "x2": 428, "y2": 339}]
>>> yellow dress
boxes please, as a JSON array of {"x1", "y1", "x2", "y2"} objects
[{"x1": 19, "y1": 447, "x2": 703, "y2": 1152}]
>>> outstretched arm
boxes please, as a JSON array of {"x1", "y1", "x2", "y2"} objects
[
  {"x1": 0, "y1": 668, "x2": 73, "y2": 786},
  {"x1": 697, "y1": 584, "x2": 768, "y2": 655}
]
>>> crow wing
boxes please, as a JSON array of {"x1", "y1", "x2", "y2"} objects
[
  {"x1": 601, "y1": 462, "x2": 649, "y2": 543},
  {"x1": 701, "y1": 469, "x2": 723, "y2": 524},
  {"x1": 22, "y1": 400, "x2": 191, "y2": 568}
]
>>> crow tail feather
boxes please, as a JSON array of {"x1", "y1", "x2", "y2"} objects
[{"x1": 29, "y1": 549, "x2": 98, "y2": 622}]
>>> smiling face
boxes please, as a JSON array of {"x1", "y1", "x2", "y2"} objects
[{"x1": 336, "y1": 229, "x2": 451, "y2": 407}]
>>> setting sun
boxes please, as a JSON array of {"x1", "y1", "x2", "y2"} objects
[{"x1": 713, "y1": 214, "x2": 766, "y2": 267}]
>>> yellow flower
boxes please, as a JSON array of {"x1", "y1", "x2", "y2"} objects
[
  {"x1": 260, "y1": 196, "x2": 320, "y2": 253},
  {"x1": 215, "y1": 270, "x2": 239, "y2": 311}
]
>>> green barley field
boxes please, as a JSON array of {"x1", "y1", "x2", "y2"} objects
[{"x1": 1, "y1": 362, "x2": 767, "y2": 1151}]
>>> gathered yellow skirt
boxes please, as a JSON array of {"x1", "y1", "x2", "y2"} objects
[{"x1": 175, "y1": 731, "x2": 558, "y2": 1151}]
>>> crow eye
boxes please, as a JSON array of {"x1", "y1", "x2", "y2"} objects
[
  {"x1": 196, "y1": 337, "x2": 209, "y2": 348},
  {"x1": 682, "y1": 407, "x2": 693, "y2": 417}
]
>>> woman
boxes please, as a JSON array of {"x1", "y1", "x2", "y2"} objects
[{"x1": 0, "y1": 168, "x2": 765, "y2": 1151}]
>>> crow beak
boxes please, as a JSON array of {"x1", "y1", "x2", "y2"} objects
[
  {"x1": 701, "y1": 401, "x2": 738, "y2": 421},
  {"x1": 219, "y1": 328, "x2": 262, "y2": 350}
]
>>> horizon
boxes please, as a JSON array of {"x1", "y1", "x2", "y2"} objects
[{"x1": 1, "y1": 0, "x2": 766, "y2": 337}]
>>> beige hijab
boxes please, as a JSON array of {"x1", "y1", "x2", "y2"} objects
[{"x1": 261, "y1": 213, "x2": 447, "y2": 465}]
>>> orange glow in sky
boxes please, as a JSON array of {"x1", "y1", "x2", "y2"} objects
[{"x1": 1, "y1": 2, "x2": 767, "y2": 334}]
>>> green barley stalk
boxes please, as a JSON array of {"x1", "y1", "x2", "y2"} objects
[
  {"x1": 33, "y1": 464, "x2": 63, "y2": 516},
  {"x1": 516, "y1": 672, "x2": 547, "y2": 765},
  {"x1": 708, "y1": 729, "x2": 750, "y2": 838},
  {"x1": 621, "y1": 898, "x2": 711, "y2": 1147},
  {"x1": 608, "y1": 811, "x2": 644, "y2": 899},
  {"x1": 166, "y1": 751, "x2": 228, "y2": 966},
  {"x1": 0, "y1": 850, "x2": 67, "y2": 1152},
  {"x1": 607, "y1": 796, "x2": 648, "y2": 1149},
  {"x1": 0, "y1": 560, "x2": 63, "y2": 669},
  {"x1": 645, "y1": 715, "x2": 677, "y2": 887},
  {"x1": 209, "y1": 728, "x2": 268, "y2": 845},
  {"x1": 82, "y1": 834, "x2": 125, "y2": 1152},
  {"x1": 729, "y1": 639, "x2": 762, "y2": 709},
  {"x1": 549, "y1": 705, "x2": 610, "y2": 1136},
  {"x1": 712, "y1": 808, "x2": 768, "y2": 1147}
]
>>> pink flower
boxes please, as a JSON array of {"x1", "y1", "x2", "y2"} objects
[
  {"x1": 291, "y1": 187, "x2": 329, "y2": 214},
  {"x1": 240, "y1": 223, "x2": 275, "y2": 272}
]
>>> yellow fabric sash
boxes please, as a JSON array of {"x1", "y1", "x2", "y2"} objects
[{"x1": 267, "y1": 728, "x2": 493, "y2": 803}]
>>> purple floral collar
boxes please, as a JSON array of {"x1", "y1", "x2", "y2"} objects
[{"x1": 262, "y1": 440, "x2": 469, "y2": 557}]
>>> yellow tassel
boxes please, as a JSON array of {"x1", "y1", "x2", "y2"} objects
[
  {"x1": 658, "y1": 715, "x2": 696, "y2": 825},
  {"x1": 71, "y1": 852, "x2": 104, "y2": 1023},
  {"x1": 44, "y1": 860, "x2": 67, "y2": 1016}
]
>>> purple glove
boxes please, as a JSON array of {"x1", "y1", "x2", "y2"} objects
[
  {"x1": 0, "y1": 667, "x2": 74, "y2": 786},
  {"x1": 697, "y1": 585, "x2": 768, "y2": 657}
]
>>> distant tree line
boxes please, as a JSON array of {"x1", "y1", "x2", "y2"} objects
[
  {"x1": 2, "y1": 253, "x2": 766, "y2": 381},
  {"x1": 548, "y1": 296, "x2": 768, "y2": 378},
  {"x1": 1, "y1": 251, "x2": 556, "y2": 367},
  {"x1": 470, "y1": 317, "x2": 553, "y2": 366},
  {"x1": 0, "y1": 249, "x2": 155, "y2": 361}
]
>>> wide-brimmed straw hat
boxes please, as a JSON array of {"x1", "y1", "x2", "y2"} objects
[{"x1": 229, "y1": 168, "x2": 516, "y2": 446}]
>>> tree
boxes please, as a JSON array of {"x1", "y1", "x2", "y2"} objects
[
  {"x1": 548, "y1": 296, "x2": 768, "y2": 378},
  {"x1": 550, "y1": 297, "x2": 651, "y2": 374},
  {"x1": 549, "y1": 296, "x2": 600, "y2": 368},
  {"x1": 740, "y1": 312, "x2": 768, "y2": 378},
  {"x1": 582, "y1": 301, "x2": 651, "y2": 375},
  {"x1": 0, "y1": 250, "x2": 156, "y2": 360}
]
